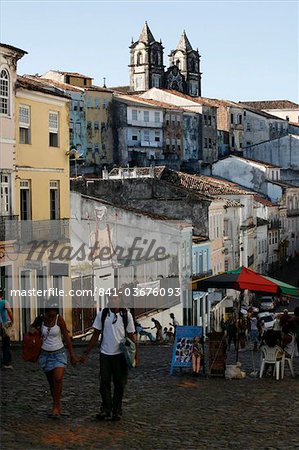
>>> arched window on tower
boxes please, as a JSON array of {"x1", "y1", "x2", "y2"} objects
[
  {"x1": 0, "y1": 68, "x2": 10, "y2": 115},
  {"x1": 189, "y1": 59, "x2": 196, "y2": 72},
  {"x1": 176, "y1": 59, "x2": 180, "y2": 69},
  {"x1": 136, "y1": 52, "x2": 143, "y2": 65}
]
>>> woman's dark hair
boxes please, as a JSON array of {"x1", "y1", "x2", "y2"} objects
[{"x1": 44, "y1": 299, "x2": 60, "y2": 312}]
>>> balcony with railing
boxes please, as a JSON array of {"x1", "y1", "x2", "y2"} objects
[
  {"x1": 1, "y1": 218, "x2": 69, "y2": 244},
  {"x1": 0, "y1": 215, "x2": 19, "y2": 242}
]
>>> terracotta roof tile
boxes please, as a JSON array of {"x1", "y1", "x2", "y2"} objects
[
  {"x1": 254, "y1": 195, "x2": 275, "y2": 207},
  {"x1": 240, "y1": 100, "x2": 299, "y2": 110},
  {"x1": 232, "y1": 155, "x2": 280, "y2": 168},
  {"x1": 30, "y1": 76, "x2": 84, "y2": 92},
  {"x1": 16, "y1": 76, "x2": 70, "y2": 99},
  {"x1": 159, "y1": 90, "x2": 241, "y2": 109},
  {"x1": 57, "y1": 70, "x2": 93, "y2": 79},
  {"x1": 115, "y1": 93, "x2": 184, "y2": 110}
]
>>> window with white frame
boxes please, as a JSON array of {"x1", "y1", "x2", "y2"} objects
[
  {"x1": 49, "y1": 111, "x2": 59, "y2": 147},
  {"x1": 132, "y1": 109, "x2": 138, "y2": 121},
  {"x1": 20, "y1": 180, "x2": 31, "y2": 220},
  {"x1": 95, "y1": 98, "x2": 100, "y2": 108},
  {"x1": 144, "y1": 111, "x2": 149, "y2": 122},
  {"x1": 50, "y1": 180, "x2": 60, "y2": 220},
  {"x1": 102, "y1": 98, "x2": 107, "y2": 109},
  {"x1": 19, "y1": 105, "x2": 31, "y2": 144},
  {"x1": 143, "y1": 130, "x2": 150, "y2": 142},
  {"x1": 0, "y1": 174, "x2": 10, "y2": 214},
  {"x1": 154, "y1": 112, "x2": 160, "y2": 123},
  {"x1": 0, "y1": 69, "x2": 9, "y2": 115},
  {"x1": 155, "y1": 131, "x2": 160, "y2": 142}
]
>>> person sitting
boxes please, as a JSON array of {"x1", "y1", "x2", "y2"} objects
[
  {"x1": 166, "y1": 327, "x2": 174, "y2": 343},
  {"x1": 282, "y1": 323, "x2": 296, "y2": 359},
  {"x1": 136, "y1": 323, "x2": 155, "y2": 342}
]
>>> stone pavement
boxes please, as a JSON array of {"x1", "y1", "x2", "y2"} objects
[{"x1": 1, "y1": 343, "x2": 298, "y2": 450}]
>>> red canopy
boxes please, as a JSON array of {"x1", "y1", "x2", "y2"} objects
[
  {"x1": 236, "y1": 267, "x2": 278, "y2": 293},
  {"x1": 193, "y1": 266, "x2": 280, "y2": 293}
]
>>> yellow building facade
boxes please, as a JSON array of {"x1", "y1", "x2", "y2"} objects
[
  {"x1": 13, "y1": 76, "x2": 72, "y2": 338},
  {"x1": 85, "y1": 87, "x2": 113, "y2": 165}
]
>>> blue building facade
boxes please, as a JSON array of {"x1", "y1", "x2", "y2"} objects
[
  {"x1": 69, "y1": 90, "x2": 87, "y2": 157},
  {"x1": 192, "y1": 239, "x2": 211, "y2": 276}
]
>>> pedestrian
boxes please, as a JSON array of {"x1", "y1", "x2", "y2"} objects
[
  {"x1": 226, "y1": 317, "x2": 237, "y2": 351},
  {"x1": 220, "y1": 314, "x2": 226, "y2": 333},
  {"x1": 250, "y1": 314, "x2": 259, "y2": 351},
  {"x1": 80, "y1": 294, "x2": 136, "y2": 421},
  {"x1": 169, "y1": 313, "x2": 179, "y2": 331},
  {"x1": 166, "y1": 327, "x2": 174, "y2": 343},
  {"x1": 31, "y1": 300, "x2": 79, "y2": 418},
  {"x1": 190, "y1": 336, "x2": 203, "y2": 376},
  {"x1": 290, "y1": 306, "x2": 299, "y2": 352},
  {"x1": 280, "y1": 309, "x2": 290, "y2": 327},
  {"x1": 0, "y1": 288, "x2": 14, "y2": 369},
  {"x1": 151, "y1": 318, "x2": 163, "y2": 342},
  {"x1": 136, "y1": 322, "x2": 155, "y2": 342},
  {"x1": 237, "y1": 315, "x2": 247, "y2": 349}
]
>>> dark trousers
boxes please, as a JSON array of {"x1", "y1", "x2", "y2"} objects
[
  {"x1": 99, "y1": 352, "x2": 128, "y2": 415},
  {"x1": 228, "y1": 332, "x2": 237, "y2": 350},
  {"x1": 1, "y1": 330, "x2": 12, "y2": 366}
]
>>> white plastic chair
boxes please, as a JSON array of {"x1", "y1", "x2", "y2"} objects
[
  {"x1": 259, "y1": 345, "x2": 283, "y2": 380},
  {"x1": 281, "y1": 348, "x2": 295, "y2": 379}
]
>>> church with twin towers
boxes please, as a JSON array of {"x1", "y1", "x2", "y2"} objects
[{"x1": 129, "y1": 22, "x2": 202, "y2": 97}]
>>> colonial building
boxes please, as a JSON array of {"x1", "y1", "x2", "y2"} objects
[
  {"x1": 129, "y1": 22, "x2": 201, "y2": 97},
  {"x1": 240, "y1": 100, "x2": 299, "y2": 124},
  {"x1": 70, "y1": 190, "x2": 193, "y2": 328},
  {"x1": 13, "y1": 75, "x2": 72, "y2": 338},
  {"x1": 42, "y1": 70, "x2": 113, "y2": 166},
  {"x1": 244, "y1": 134, "x2": 299, "y2": 185},
  {"x1": 212, "y1": 155, "x2": 299, "y2": 259},
  {"x1": 141, "y1": 88, "x2": 218, "y2": 166},
  {"x1": 0, "y1": 43, "x2": 27, "y2": 314}
]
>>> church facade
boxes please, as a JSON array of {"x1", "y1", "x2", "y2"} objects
[{"x1": 129, "y1": 22, "x2": 202, "y2": 97}]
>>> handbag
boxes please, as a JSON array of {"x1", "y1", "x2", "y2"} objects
[
  {"x1": 120, "y1": 337, "x2": 136, "y2": 369},
  {"x1": 22, "y1": 327, "x2": 43, "y2": 363}
]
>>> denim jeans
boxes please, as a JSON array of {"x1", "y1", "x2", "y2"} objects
[
  {"x1": 1, "y1": 329, "x2": 12, "y2": 366},
  {"x1": 99, "y1": 352, "x2": 128, "y2": 415}
]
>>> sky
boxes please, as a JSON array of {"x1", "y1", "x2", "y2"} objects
[{"x1": 1, "y1": 0, "x2": 298, "y2": 102}]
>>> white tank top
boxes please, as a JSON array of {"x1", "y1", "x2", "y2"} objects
[{"x1": 41, "y1": 314, "x2": 64, "y2": 351}]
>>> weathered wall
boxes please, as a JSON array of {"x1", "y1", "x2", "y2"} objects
[
  {"x1": 244, "y1": 134, "x2": 299, "y2": 171},
  {"x1": 183, "y1": 113, "x2": 200, "y2": 161},
  {"x1": 71, "y1": 178, "x2": 210, "y2": 236}
]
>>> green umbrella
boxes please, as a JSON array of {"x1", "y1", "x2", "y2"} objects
[{"x1": 263, "y1": 276, "x2": 299, "y2": 296}]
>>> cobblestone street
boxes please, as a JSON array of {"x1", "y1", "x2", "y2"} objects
[{"x1": 1, "y1": 343, "x2": 298, "y2": 450}]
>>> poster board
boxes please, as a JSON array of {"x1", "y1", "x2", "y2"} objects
[{"x1": 170, "y1": 326, "x2": 203, "y2": 375}]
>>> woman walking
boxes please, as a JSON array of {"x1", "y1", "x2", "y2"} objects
[{"x1": 32, "y1": 300, "x2": 78, "y2": 418}]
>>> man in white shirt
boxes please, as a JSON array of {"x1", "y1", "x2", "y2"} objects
[{"x1": 81, "y1": 295, "x2": 136, "y2": 421}]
